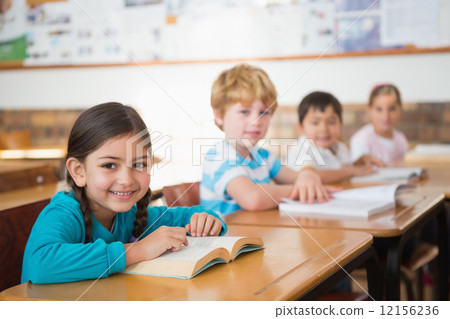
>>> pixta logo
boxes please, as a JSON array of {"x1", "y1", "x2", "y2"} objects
[
  {"x1": 192, "y1": 137, "x2": 325, "y2": 167},
  {"x1": 126, "y1": 129, "x2": 172, "y2": 175}
]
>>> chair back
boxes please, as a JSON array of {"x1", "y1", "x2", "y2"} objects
[
  {"x1": 0, "y1": 130, "x2": 32, "y2": 149},
  {"x1": 0, "y1": 165, "x2": 59, "y2": 193},
  {"x1": 0, "y1": 199, "x2": 50, "y2": 291},
  {"x1": 162, "y1": 182, "x2": 200, "y2": 207}
]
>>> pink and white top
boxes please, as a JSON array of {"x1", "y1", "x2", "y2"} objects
[{"x1": 350, "y1": 124, "x2": 409, "y2": 164}]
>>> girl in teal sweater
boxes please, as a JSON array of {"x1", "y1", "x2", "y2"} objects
[{"x1": 22, "y1": 102, "x2": 226, "y2": 284}]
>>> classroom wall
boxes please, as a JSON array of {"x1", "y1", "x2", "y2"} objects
[
  {"x1": 1, "y1": 52, "x2": 449, "y2": 188},
  {"x1": 1, "y1": 52, "x2": 450, "y2": 109}
]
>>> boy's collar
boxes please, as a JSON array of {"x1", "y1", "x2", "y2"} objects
[{"x1": 224, "y1": 139, "x2": 265, "y2": 164}]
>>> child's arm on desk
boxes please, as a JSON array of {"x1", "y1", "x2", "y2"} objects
[
  {"x1": 226, "y1": 176, "x2": 293, "y2": 211},
  {"x1": 274, "y1": 166, "x2": 333, "y2": 203},
  {"x1": 314, "y1": 166, "x2": 374, "y2": 184},
  {"x1": 124, "y1": 226, "x2": 188, "y2": 266},
  {"x1": 226, "y1": 167, "x2": 332, "y2": 211},
  {"x1": 313, "y1": 155, "x2": 386, "y2": 183}
]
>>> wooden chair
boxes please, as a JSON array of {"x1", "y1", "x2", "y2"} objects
[
  {"x1": 401, "y1": 242, "x2": 439, "y2": 300},
  {"x1": 162, "y1": 182, "x2": 200, "y2": 207},
  {"x1": 0, "y1": 130, "x2": 32, "y2": 149},
  {"x1": 347, "y1": 241, "x2": 439, "y2": 300},
  {"x1": 0, "y1": 165, "x2": 59, "y2": 193},
  {"x1": 0, "y1": 199, "x2": 50, "y2": 291}
]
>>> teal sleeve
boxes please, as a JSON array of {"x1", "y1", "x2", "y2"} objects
[
  {"x1": 22, "y1": 205, "x2": 126, "y2": 284},
  {"x1": 143, "y1": 205, "x2": 227, "y2": 237},
  {"x1": 270, "y1": 157, "x2": 282, "y2": 178}
]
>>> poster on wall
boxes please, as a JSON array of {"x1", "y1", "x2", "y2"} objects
[
  {"x1": 0, "y1": 0, "x2": 448, "y2": 67},
  {"x1": 380, "y1": 0, "x2": 440, "y2": 48},
  {"x1": 299, "y1": 0, "x2": 336, "y2": 55},
  {"x1": 0, "y1": 0, "x2": 27, "y2": 61},
  {"x1": 25, "y1": 0, "x2": 74, "y2": 65}
]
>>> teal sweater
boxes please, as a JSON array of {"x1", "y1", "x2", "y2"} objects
[{"x1": 21, "y1": 191, "x2": 227, "y2": 284}]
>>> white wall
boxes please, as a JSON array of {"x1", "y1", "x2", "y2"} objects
[
  {"x1": 1, "y1": 52, "x2": 449, "y2": 110},
  {"x1": 1, "y1": 52, "x2": 449, "y2": 188}
]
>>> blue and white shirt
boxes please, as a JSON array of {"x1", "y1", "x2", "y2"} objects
[{"x1": 200, "y1": 140, "x2": 282, "y2": 216}]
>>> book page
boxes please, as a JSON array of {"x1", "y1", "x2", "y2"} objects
[
  {"x1": 280, "y1": 199, "x2": 394, "y2": 218},
  {"x1": 280, "y1": 184, "x2": 415, "y2": 218},
  {"x1": 351, "y1": 167, "x2": 424, "y2": 183},
  {"x1": 413, "y1": 144, "x2": 450, "y2": 155},
  {"x1": 333, "y1": 184, "x2": 401, "y2": 202},
  {"x1": 283, "y1": 184, "x2": 403, "y2": 204},
  {"x1": 122, "y1": 236, "x2": 251, "y2": 278},
  {"x1": 149, "y1": 236, "x2": 244, "y2": 262}
]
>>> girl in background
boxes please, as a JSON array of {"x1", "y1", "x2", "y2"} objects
[{"x1": 350, "y1": 84, "x2": 408, "y2": 165}]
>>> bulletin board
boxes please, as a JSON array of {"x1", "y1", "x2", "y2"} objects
[{"x1": 1, "y1": 0, "x2": 449, "y2": 69}]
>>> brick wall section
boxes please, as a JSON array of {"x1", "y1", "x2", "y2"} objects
[
  {"x1": 0, "y1": 109, "x2": 83, "y2": 147},
  {"x1": 0, "y1": 103, "x2": 449, "y2": 153}
]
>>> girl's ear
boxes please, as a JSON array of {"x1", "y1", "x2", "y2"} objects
[
  {"x1": 66, "y1": 157, "x2": 87, "y2": 187},
  {"x1": 296, "y1": 122, "x2": 303, "y2": 135},
  {"x1": 213, "y1": 108, "x2": 224, "y2": 126}
]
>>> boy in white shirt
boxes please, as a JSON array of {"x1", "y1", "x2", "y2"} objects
[{"x1": 287, "y1": 91, "x2": 384, "y2": 183}]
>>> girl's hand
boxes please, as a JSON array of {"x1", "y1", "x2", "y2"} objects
[
  {"x1": 350, "y1": 165, "x2": 376, "y2": 176},
  {"x1": 186, "y1": 212, "x2": 222, "y2": 237},
  {"x1": 136, "y1": 226, "x2": 188, "y2": 260},
  {"x1": 354, "y1": 155, "x2": 386, "y2": 167},
  {"x1": 290, "y1": 168, "x2": 332, "y2": 204}
]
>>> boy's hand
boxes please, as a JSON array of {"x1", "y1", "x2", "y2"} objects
[
  {"x1": 186, "y1": 212, "x2": 222, "y2": 237},
  {"x1": 353, "y1": 155, "x2": 386, "y2": 167},
  {"x1": 290, "y1": 168, "x2": 333, "y2": 204}
]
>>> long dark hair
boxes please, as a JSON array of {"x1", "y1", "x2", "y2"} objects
[{"x1": 65, "y1": 102, "x2": 151, "y2": 243}]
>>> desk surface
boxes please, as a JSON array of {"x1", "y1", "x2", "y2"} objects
[
  {"x1": 0, "y1": 182, "x2": 63, "y2": 211},
  {"x1": 405, "y1": 151, "x2": 450, "y2": 167},
  {"x1": 415, "y1": 166, "x2": 450, "y2": 199},
  {"x1": 225, "y1": 192, "x2": 444, "y2": 238},
  {"x1": 0, "y1": 225, "x2": 372, "y2": 301},
  {"x1": 0, "y1": 159, "x2": 62, "y2": 174}
]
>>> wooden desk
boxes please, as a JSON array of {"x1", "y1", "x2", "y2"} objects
[
  {"x1": 225, "y1": 192, "x2": 448, "y2": 301},
  {"x1": 405, "y1": 151, "x2": 450, "y2": 167},
  {"x1": 0, "y1": 159, "x2": 61, "y2": 173},
  {"x1": 0, "y1": 225, "x2": 379, "y2": 301},
  {"x1": 415, "y1": 166, "x2": 450, "y2": 199},
  {"x1": 0, "y1": 182, "x2": 63, "y2": 211}
]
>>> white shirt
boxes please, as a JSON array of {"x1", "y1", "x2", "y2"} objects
[{"x1": 287, "y1": 136, "x2": 352, "y2": 171}]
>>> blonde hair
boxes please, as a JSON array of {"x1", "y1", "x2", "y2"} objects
[
  {"x1": 369, "y1": 83, "x2": 402, "y2": 107},
  {"x1": 210, "y1": 64, "x2": 278, "y2": 124}
]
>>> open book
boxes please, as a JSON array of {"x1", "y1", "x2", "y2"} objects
[
  {"x1": 412, "y1": 144, "x2": 450, "y2": 155},
  {"x1": 279, "y1": 184, "x2": 415, "y2": 218},
  {"x1": 122, "y1": 236, "x2": 264, "y2": 279},
  {"x1": 351, "y1": 167, "x2": 425, "y2": 184}
]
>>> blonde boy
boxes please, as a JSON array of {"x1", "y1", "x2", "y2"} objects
[{"x1": 200, "y1": 64, "x2": 331, "y2": 216}]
